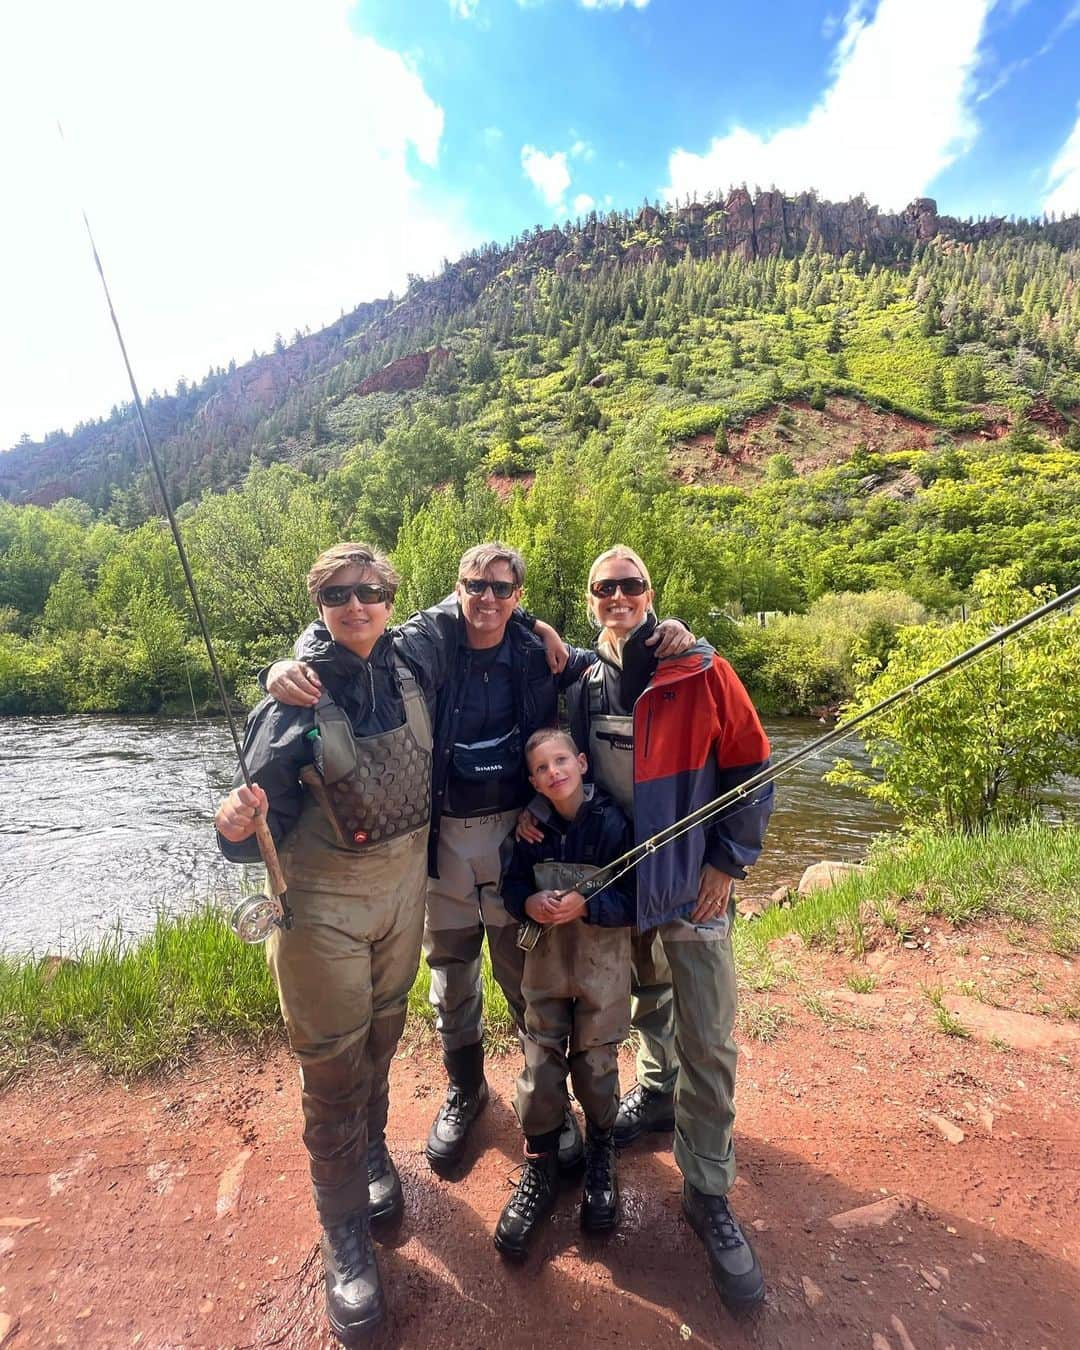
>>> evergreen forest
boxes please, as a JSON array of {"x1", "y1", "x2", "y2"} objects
[{"x1": 2, "y1": 192, "x2": 1079, "y2": 748}]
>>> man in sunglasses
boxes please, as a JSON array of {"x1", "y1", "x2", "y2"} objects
[{"x1": 266, "y1": 542, "x2": 693, "y2": 1176}]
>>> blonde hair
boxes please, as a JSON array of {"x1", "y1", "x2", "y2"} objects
[
  {"x1": 587, "y1": 545, "x2": 655, "y2": 636},
  {"x1": 307, "y1": 542, "x2": 399, "y2": 606}
]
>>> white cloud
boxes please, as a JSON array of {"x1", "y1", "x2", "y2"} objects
[
  {"x1": 0, "y1": 0, "x2": 473, "y2": 447},
  {"x1": 450, "y1": 0, "x2": 480, "y2": 16},
  {"x1": 663, "y1": 0, "x2": 993, "y2": 210},
  {"x1": 1043, "y1": 107, "x2": 1080, "y2": 216},
  {"x1": 573, "y1": 193, "x2": 596, "y2": 215},
  {"x1": 569, "y1": 139, "x2": 596, "y2": 161},
  {"x1": 521, "y1": 145, "x2": 572, "y2": 206},
  {"x1": 579, "y1": 0, "x2": 650, "y2": 9}
]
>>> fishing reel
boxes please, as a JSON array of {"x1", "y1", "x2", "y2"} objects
[
  {"x1": 515, "y1": 919, "x2": 544, "y2": 952},
  {"x1": 229, "y1": 892, "x2": 291, "y2": 944}
]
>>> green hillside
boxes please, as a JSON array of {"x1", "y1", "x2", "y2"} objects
[{"x1": 1, "y1": 192, "x2": 1079, "y2": 722}]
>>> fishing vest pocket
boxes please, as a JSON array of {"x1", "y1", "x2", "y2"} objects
[
  {"x1": 587, "y1": 668, "x2": 635, "y2": 817},
  {"x1": 292, "y1": 660, "x2": 433, "y2": 860}
]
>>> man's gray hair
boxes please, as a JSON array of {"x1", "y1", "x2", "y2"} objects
[{"x1": 458, "y1": 541, "x2": 525, "y2": 587}]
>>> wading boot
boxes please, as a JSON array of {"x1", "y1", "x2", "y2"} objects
[
  {"x1": 613, "y1": 1083, "x2": 676, "y2": 1147},
  {"x1": 367, "y1": 1137, "x2": 403, "y2": 1228},
  {"x1": 682, "y1": 1182, "x2": 765, "y2": 1313},
  {"x1": 557, "y1": 1106, "x2": 584, "y2": 1174},
  {"x1": 580, "y1": 1129, "x2": 619, "y2": 1233},
  {"x1": 493, "y1": 1149, "x2": 560, "y2": 1261},
  {"x1": 321, "y1": 1210, "x2": 385, "y2": 1344},
  {"x1": 426, "y1": 1041, "x2": 488, "y2": 1172}
]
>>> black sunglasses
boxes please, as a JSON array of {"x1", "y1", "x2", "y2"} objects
[
  {"x1": 589, "y1": 576, "x2": 649, "y2": 599},
  {"x1": 460, "y1": 578, "x2": 518, "y2": 599},
  {"x1": 318, "y1": 582, "x2": 391, "y2": 608}
]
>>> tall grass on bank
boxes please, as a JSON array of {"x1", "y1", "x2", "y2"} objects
[
  {"x1": 0, "y1": 908, "x2": 281, "y2": 1084},
  {"x1": 3, "y1": 822, "x2": 1076, "y2": 1086},
  {"x1": 739, "y1": 819, "x2": 1080, "y2": 962}
]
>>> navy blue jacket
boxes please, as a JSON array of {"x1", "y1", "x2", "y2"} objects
[{"x1": 500, "y1": 785, "x2": 634, "y2": 927}]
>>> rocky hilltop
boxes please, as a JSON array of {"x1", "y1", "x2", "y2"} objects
[{"x1": 2, "y1": 189, "x2": 1076, "y2": 509}]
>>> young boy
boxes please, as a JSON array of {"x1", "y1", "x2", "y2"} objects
[{"x1": 494, "y1": 728, "x2": 634, "y2": 1260}]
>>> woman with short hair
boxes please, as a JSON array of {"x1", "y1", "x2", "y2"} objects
[{"x1": 215, "y1": 541, "x2": 454, "y2": 1344}]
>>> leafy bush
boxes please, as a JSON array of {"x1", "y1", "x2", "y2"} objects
[{"x1": 828, "y1": 567, "x2": 1080, "y2": 831}]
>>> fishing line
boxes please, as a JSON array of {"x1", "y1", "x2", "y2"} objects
[{"x1": 60, "y1": 122, "x2": 291, "y2": 942}]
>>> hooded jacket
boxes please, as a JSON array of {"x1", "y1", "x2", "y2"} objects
[
  {"x1": 499, "y1": 784, "x2": 634, "y2": 927},
  {"x1": 566, "y1": 622, "x2": 773, "y2": 933},
  {"x1": 291, "y1": 596, "x2": 595, "y2": 876}
]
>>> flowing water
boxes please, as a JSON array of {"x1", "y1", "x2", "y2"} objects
[{"x1": 0, "y1": 714, "x2": 897, "y2": 955}]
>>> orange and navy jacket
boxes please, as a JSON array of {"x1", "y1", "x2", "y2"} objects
[{"x1": 567, "y1": 637, "x2": 773, "y2": 933}]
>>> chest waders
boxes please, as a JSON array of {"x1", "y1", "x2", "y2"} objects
[
  {"x1": 586, "y1": 661, "x2": 636, "y2": 817},
  {"x1": 283, "y1": 660, "x2": 433, "y2": 892}
]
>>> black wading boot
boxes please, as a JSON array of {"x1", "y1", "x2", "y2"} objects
[
  {"x1": 682, "y1": 1182, "x2": 765, "y2": 1313},
  {"x1": 613, "y1": 1082, "x2": 676, "y2": 1146},
  {"x1": 557, "y1": 1106, "x2": 584, "y2": 1174},
  {"x1": 426, "y1": 1041, "x2": 489, "y2": 1172},
  {"x1": 367, "y1": 1137, "x2": 403, "y2": 1228},
  {"x1": 493, "y1": 1149, "x2": 560, "y2": 1261},
  {"x1": 580, "y1": 1129, "x2": 619, "y2": 1233},
  {"x1": 321, "y1": 1210, "x2": 385, "y2": 1344}
]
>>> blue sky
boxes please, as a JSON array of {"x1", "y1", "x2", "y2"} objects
[{"x1": 1, "y1": 0, "x2": 1078, "y2": 450}]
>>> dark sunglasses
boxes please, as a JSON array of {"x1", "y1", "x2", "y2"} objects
[
  {"x1": 460, "y1": 578, "x2": 518, "y2": 599},
  {"x1": 589, "y1": 576, "x2": 649, "y2": 599},
  {"x1": 318, "y1": 582, "x2": 390, "y2": 608}
]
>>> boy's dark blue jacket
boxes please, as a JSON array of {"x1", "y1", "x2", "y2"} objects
[{"x1": 500, "y1": 784, "x2": 634, "y2": 927}]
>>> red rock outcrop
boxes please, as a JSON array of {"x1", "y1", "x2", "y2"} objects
[{"x1": 357, "y1": 347, "x2": 450, "y2": 397}]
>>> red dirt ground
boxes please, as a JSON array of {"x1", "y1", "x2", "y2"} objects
[{"x1": 2, "y1": 926, "x2": 1078, "y2": 1350}]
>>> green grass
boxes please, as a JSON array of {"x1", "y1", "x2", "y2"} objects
[
  {"x1": 743, "y1": 820, "x2": 1080, "y2": 960},
  {"x1": 0, "y1": 907, "x2": 282, "y2": 1084}
]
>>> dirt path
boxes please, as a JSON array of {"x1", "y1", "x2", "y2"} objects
[{"x1": 2, "y1": 941, "x2": 1078, "y2": 1350}]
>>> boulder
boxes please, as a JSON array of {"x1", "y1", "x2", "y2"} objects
[{"x1": 797, "y1": 861, "x2": 860, "y2": 896}]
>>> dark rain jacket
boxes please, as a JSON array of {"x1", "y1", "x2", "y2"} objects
[
  {"x1": 500, "y1": 784, "x2": 634, "y2": 927},
  {"x1": 566, "y1": 623, "x2": 774, "y2": 933},
  {"x1": 217, "y1": 627, "x2": 451, "y2": 863},
  {"x1": 291, "y1": 596, "x2": 595, "y2": 876}
]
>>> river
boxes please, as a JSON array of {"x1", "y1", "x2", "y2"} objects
[{"x1": 0, "y1": 714, "x2": 897, "y2": 956}]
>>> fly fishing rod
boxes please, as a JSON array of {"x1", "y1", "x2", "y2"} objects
[
  {"x1": 517, "y1": 578, "x2": 1080, "y2": 950},
  {"x1": 68, "y1": 128, "x2": 291, "y2": 943}
]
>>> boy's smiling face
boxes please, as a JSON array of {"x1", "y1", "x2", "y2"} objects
[{"x1": 527, "y1": 734, "x2": 587, "y2": 815}]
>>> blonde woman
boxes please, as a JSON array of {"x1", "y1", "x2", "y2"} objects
[{"x1": 560, "y1": 545, "x2": 774, "y2": 1312}]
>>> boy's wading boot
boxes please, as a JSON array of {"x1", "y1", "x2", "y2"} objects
[
  {"x1": 682, "y1": 1182, "x2": 765, "y2": 1313},
  {"x1": 580, "y1": 1130, "x2": 619, "y2": 1233},
  {"x1": 426, "y1": 1041, "x2": 489, "y2": 1172},
  {"x1": 557, "y1": 1107, "x2": 584, "y2": 1174},
  {"x1": 613, "y1": 1083, "x2": 676, "y2": 1146},
  {"x1": 321, "y1": 1211, "x2": 385, "y2": 1344},
  {"x1": 493, "y1": 1149, "x2": 560, "y2": 1261},
  {"x1": 367, "y1": 1137, "x2": 403, "y2": 1228}
]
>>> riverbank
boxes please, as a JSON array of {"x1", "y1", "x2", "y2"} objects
[
  {"x1": 1, "y1": 821, "x2": 1076, "y2": 1085},
  {"x1": 2, "y1": 923, "x2": 1077, "y2": 1348}
]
